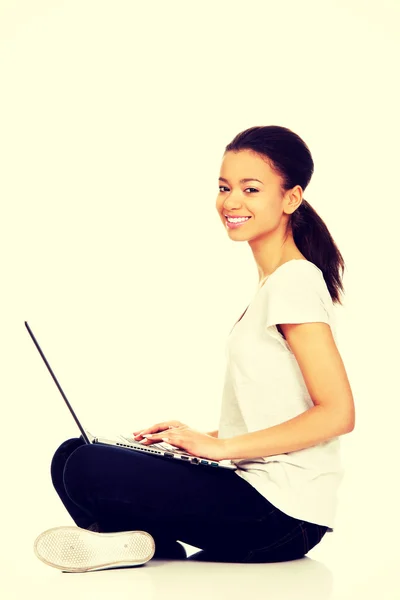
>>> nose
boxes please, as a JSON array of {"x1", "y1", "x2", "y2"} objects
[
  {"x1": 223, "y1": 204, "x2": 244, "y2": 213},
  {"x1": 222, "y1": 190, "x2": 245, "y2": 209},
  {"x1": 222, "y1": 195, "x2": 243, "y2": 209}
]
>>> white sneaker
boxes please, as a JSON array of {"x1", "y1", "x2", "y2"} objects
[{"x1": 34, "y1": 526, "x2": 155, "y2": 572}]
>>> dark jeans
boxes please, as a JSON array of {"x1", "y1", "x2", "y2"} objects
[{"x1": 50, "y1": 436, "x2": 328, "y2": 563}]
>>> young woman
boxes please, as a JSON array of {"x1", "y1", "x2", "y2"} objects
[{"x1": 34, "y1": 125, "x2": 355, "y2": 572}]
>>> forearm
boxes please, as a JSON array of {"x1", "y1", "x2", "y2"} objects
[{"x1": 219, "y1": 405, "x2": 353, "y2": 461}]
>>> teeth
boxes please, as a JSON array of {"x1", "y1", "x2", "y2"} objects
[{"x1": 227, "y1": 216, "x2": 250, "y2": 223}]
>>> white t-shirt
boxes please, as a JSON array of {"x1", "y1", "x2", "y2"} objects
[{"x1": 217, "y1": 259, "x2": 344, "y2": 532}]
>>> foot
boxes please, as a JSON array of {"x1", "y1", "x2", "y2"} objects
[{"x1": 34, "y1": 526, "x2": 155, "y2": 572}]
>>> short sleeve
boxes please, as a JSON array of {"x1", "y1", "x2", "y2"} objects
[{"x1": 264, "y1": 265, "x2": 330, "y2": 349}]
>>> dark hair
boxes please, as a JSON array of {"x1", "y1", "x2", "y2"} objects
[{"x1": 224, "y1": 125, "x2": 346, "y2": 305}]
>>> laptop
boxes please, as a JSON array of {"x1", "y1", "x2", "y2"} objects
[{"x1": 25, "y1": 321, "x2": 237, "y2": 470}]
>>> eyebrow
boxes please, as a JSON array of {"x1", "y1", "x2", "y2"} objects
[{"x1": 218, "y1": 177, "x2": 264, "y2": 184}]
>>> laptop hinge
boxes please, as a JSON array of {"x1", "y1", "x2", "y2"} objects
[{"x1": 84, "y1": 429, "x2": 96, "y2": 443}]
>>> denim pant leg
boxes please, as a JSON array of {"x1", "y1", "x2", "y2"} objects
[
  {"x1": 239, "y1": 511, "x2": 328, "y2": 563},
  {"x1": 50, "y1": 437, "x2": 187, "y2": 545},
  {"x1": 50, "y1": 437, "x2": 97, "y2": 530},
  {"x1": 58, "y1": 439, "x2": 328, "y2": 563}
]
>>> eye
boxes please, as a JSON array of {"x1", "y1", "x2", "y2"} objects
[{"x1": 218, "y1": 186, "x2": 259, "y2": 193}]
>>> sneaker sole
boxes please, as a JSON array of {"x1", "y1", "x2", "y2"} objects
[{"x1": 34, "y1": 526, "x2": 155, "y2": 572}]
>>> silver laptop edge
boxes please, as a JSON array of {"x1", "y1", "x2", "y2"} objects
[{"x1": 94, "y1": 432, "x2": 236, "y2": 469}]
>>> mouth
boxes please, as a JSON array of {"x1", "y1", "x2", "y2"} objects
[{"x1": 224, "y1": 215, "x2": 252, "y2": 229}]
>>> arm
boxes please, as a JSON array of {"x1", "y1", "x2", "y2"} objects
[
  {"x1": 220, "y1": 321, "x2": 355, "y2": 461},
  {"x1": 219, "y1": 405, "x2": 352, "y2": 460}
]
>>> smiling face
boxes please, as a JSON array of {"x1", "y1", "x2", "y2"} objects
[
  {"x1": 216, "y1": 149, "x2": 301, "y2": 241},
  {"x1": 216, "y1": 149, "x2": 305, "y2": 278}
]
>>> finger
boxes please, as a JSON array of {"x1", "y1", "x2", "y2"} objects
[
  {"x1": 134, "y1": 432, "x2": 160, "y2": 441},
  {"x1": 145, "y1": 426, "x2": 177, "y2": 437},
  {"x1": 133, "y1": 426, "x2": 158, "y2": 437},
  {"x1": 143, "y1": 436, "x2": 170, "y2": 446},
  {"x1": 134, "y1": 423, "x2": 175, "y2": 438},
  {"x1": 143, "y1": 432, "x2": 169, "y2": 441},
  {"x1": 152, "y1": 422, "x2": 177, "y2": 431},
  {"x1": 138, "y1": 435, "x2": 162, "y2": 444}
]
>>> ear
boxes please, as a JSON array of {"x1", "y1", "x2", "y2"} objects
[{"x1": 284, "y1": 185, "x2": 303, "y2": 215}]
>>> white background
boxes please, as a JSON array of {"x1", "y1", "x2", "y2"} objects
[{"x1": 0, "y1": 1, "x2": 399, "y2": 597}]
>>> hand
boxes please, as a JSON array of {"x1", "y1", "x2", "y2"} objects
[
  {"x1": 133, "y1": 421, "x2": 226, "y2": 461},
  {"x1": 132, "y1": 420, "x2": 189, "y2": 443}
]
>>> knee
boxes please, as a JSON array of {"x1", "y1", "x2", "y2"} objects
[
  {"x1": 50, "y1": 437, "x2": 86, "y2": 489},
  {"x1": 62, "y1": 443, "x2": 99, "y2": 501},
  {"x1": 53, "y1": 436, "x2": 85, "y2": 458}
]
